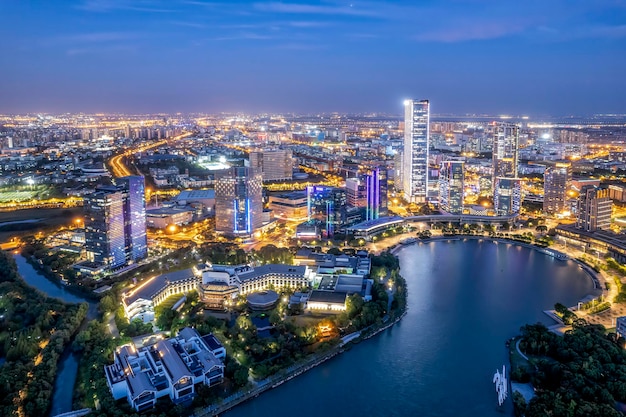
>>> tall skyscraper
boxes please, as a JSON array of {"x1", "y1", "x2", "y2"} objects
[
  {"x1": 215, "y1": 166, "x2": 263, "y2": 237},
  {"x1": 365, "y1": 167, "x2": 388, "y2": 221},
  {"x1": 543, "y1": 162, "x2": 572, "y2": 215},
  {"x1": 494, "y1": 177, "x2": 522, "y2": 216},
  {"x1": 576, "y1": 186, "x2": 612, "y2": 232},
  {"x1": 403, "y1": 99, "x2": 430, "y2": 204},
  {"x1": 439, "y1": 161, "x2": 464, "y2": 214},
  {"x1": 84, "y1": 176, "x2": 148, "y2": 268},
  {"x1": 248, "y1": 149, "x2": 293, "y2": 182},
  {"x1": 492, "y1": 122, "x2": 519, "y2": 179},
  {"x1": 117, "y1": 176, "x2": 148, "y2": 261}
]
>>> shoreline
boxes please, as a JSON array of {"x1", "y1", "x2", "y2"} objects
[
  {"x1": 393, "y1": 234, "x2": 604, "y2": 299},
  {"x1": 193, "y1": 311, "x2": 408, "y2": 417}
]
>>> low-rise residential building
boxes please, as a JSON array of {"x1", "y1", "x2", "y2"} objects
[{"x1": 105, "y1": 327, "x2": 224, "y2": 412}]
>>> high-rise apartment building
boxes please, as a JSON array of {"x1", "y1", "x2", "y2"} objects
[
  {"x1": 576, "y1": 186, "x2": 612, "y2": 232},
  {"x1": 84, "y1": 176, "x2": 148, "y2": 269},
  {"x1": 492, "y1": 122, "x2": 519, "y2": 179},
  {"x1": 403, "y1": 99, "x2": 430, "y2": 204},
  {"x1": 215, "y1": 167, "x2": 263, "y2": 236},
  {"x1": 439, "y1": 161, "x2": 464, "y2": 214},
  {"x1": 494, "y1": 177, "x2": 522, "y2": 216},
  {"x1": 248, "y1": 149, "x2": 293, "y2": 182},
  {"x1": 543, "y1": 162, "x2": 572, "y2": 215}
]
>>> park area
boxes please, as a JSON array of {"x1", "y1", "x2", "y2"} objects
[{"x1": 0, "y1": 184, "x2": 61, "y2": 203}]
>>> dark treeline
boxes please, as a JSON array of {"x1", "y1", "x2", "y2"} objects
[
  {"x1": 516, "y1": 322, "x2": 626, "y2": 417},
  {"x1": 0, "y1": 250, "x2": 87, "y2": 416}
]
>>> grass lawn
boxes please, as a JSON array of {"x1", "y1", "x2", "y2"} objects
[{"x1": 0, "y1": 185, "x2": 61, "y2": 203}]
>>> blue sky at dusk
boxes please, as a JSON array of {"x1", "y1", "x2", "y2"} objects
[{"x1": 1, "y1": 0, "x2": 625, "y2": 115}]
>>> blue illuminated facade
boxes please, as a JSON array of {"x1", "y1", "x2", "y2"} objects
[
  {"x1": 215, "y1": 166, "x2": 263, "y2": 236},
  {"x1": 117, "y1": 176, "x2": 148, "y2": 261}
]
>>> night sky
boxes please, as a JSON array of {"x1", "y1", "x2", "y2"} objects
[{"x1": 2, "y1": 0, "x2": 625, "y2": 115}]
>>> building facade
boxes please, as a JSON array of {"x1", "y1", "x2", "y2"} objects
[
  {"x1": 215, "y1": 166, "x2": 263, "y2": 237},
  {"x1": 365, "y1": 166, "x2": 388, "y2": 221},
  {"x1": 492, "y1": 122, "x2": 519, "y2": 179},
  {"x1": 403, "y1": 99, "x2": 430, "y2": 204},
  {"x1": 105, "y1": 328, "x2": 224, "y2": 412},
  {"x1": 494, "y1": 177, "x2": 522, "y2": 216},
  {"x1": 248, "y1": 149, "x2": 293, "y2": 182},
  {"x1": 438, "y1": 160, "x2": 464, "y2": 214},
  {"x1": 84, "y1": 176, "x2": 148, "y2": 269},
  {"x1": 543, "y1": 162, "x2": 572, "y2": 215},
  {"x1": 576, "y1": 186, "x2": 612, "y2": 232}
]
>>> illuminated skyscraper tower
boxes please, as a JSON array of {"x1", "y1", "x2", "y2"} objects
[
  {"x1": 403, "y1": 99, "x2": 430, "y2": 204},
  {"x1": 215, "y1": 166, "x2": 263, "y2": 237},
  {"x1": 576, "y1": 186, "x2": 611, "y2": 232},
  {"x1": 492, "y1": 122, "x2": 519, "y2": 179},
  {"x1": 84, "y1": 176, "x2": 148, "y2": 268},
  {"x1": 543, "y1": 162, "x2": 572, "y2": 215},
  {"x1": 439, "y1": 161, "x2": 464, "y2": 214}
]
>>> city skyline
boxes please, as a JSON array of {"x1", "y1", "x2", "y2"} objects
[{"x1": 2, "y1": 1, "x2": 625, "y2": 115}]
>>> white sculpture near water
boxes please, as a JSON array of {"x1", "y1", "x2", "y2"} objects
[{"x1": 492, "y1": 365, "x2": 508, "y2": 406}]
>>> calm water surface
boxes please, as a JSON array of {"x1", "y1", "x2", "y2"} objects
[{"x1": 225, "y1": 239, "x2": 598, "y2": 417}]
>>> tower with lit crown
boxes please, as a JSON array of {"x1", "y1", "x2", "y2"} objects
[{"x1": 403, "y1": 99, "x2": 430, "y2": 204}]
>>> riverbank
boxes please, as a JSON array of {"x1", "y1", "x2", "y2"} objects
[
  {"x1": 194, "y1": 307, "x2": 408, "y2": 416},
  {"x1": 12, "y1": 254, "x2": 99, "y2": 417}
]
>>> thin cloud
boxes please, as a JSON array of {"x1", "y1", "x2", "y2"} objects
[
  {"x1": 169, "y1": 20, "x2": 207, "y2": 29},
  {"x1": 49, "y1": 31, "x2": 142, "y2": 44},
  {"x1": 76, "y1": 0, "x2": 174, "y2": 13},
  {"x1": 286, "y1": 21, "x2": 332, "y2": 28},
  {"x1": 66, "y1": 44, "x2": 138, "y2": 55},
  {"x1": 414, "y1": 21, "x2": 529, "y2": 42},
  {"x1": 253, "y1": 2, "x2": 378, "y2": 17},
  {"x1": 209, "y1": 32, "x2": 274, "y2": 41},
  {"x1": 271, "y1": 42, "x2": 326, "y2": 50}
]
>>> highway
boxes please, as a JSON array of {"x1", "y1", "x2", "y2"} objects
[{"x1": 108, "y1": 132, "x2": 193, "y2": 178}]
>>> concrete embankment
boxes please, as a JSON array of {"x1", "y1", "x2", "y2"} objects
[{"x1": 193, "y1": 312, "x2": 407, "y2": 417}]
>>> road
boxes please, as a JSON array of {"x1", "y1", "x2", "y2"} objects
[{"x1": 108, "y1": 132, "x2": 193, "y2": 178}]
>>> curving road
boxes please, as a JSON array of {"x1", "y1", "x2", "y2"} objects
[{"x1": 108, "y1": 132, "x2": 193, "y2": 178}]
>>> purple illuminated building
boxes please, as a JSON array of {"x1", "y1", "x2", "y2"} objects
[{"x1": 84, "y1": 176, "x2": 148, "y2": 268}]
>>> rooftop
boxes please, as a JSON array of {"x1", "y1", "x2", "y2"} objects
[{"x1": 124, "y1": 268, "x2": 197, "y2": 306}]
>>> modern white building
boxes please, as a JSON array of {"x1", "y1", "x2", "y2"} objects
[
  {"x1": 105, "y1": 327, "x2": 224, "y2": 412},
  {"x1": 403, "y1": 99, "x2": 430, "y2": 204}
]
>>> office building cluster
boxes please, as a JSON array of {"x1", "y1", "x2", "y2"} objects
[{"x1": 399, "y1": 100, "x2": 523, "y2": 216}]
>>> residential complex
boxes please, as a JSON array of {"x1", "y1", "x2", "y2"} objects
[{"x1": 105, "y1": 327, "x2": 225, "y2": 411}]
